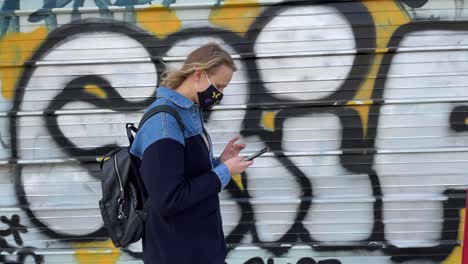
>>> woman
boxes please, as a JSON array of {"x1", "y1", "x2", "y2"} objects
[{"x1": 129, "y1": 43, "x2": 253, "y2": 264}]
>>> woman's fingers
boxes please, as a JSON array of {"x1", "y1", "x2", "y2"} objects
[
  {"x1": 240, "y1": 156, "x2": 253, "y2": 166},
  {"x1": 236, "y1": 143, "x2": 246, "y2": 149},
  {"x1": 226, "y1": 136, "x2": 246, "y2": 156},
  {"x1": 228, "y1": 136, "x2": 241, "y2": 146}
]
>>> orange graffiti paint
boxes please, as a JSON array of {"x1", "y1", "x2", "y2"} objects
[
  {"x1": 73, "y1": 240, "x2": 121, "y2": 264},
  {"x1": 209, "y1": 0, "x2": 260, "y2": 36},
  {"x1": 135, "y1": 4, "x2": 182, "y2": 39},
  {"x1": 84, "y1": 84, "x2": 108, "y2": 99},
  {"x1": 0, "y1": 27, "x2": 48, "y2": 100},
  {"x1": 463, "y1": 191, "x2": 467, "y2": 264}
]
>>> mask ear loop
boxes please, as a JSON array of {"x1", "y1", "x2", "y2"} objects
[
  {"x1": 204, "y1": 71, "x2": 212, "y2": 86},
  {"x1": 194, "y1": 71, "x2": 200, "y2": 92}
]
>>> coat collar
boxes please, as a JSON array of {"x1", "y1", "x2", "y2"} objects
[{"x1": 156, "y1": 86, "x2": 195, "y2": 109}]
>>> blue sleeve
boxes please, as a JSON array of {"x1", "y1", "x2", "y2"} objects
[
  {"x1": 140, "y1": 138, "x2": 222, "y2": 217},
  {"x1": 212, "y1": 162, "x2": 230, "y2": 189},
  {"x1": 211, "y1": 156, "x2": 231, "y2": 189}
]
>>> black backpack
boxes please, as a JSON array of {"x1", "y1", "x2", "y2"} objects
[{"x1": 98, "y1": 105, "x2": 185, "y2": 247}]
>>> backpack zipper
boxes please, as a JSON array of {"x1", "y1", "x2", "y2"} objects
[{"x1": 113, "y1": 154, "x2": 127, "y2": 221}]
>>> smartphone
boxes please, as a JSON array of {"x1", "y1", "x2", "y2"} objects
[{"x1": 245, "y1": 147, "x2": 268, "y2": 161}]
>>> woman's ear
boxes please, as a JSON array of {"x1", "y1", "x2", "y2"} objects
[{"x1": 193, "y1": 69, "x2": 202, "y2": 82}]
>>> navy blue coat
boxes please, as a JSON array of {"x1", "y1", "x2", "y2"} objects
[{"x1": 130, "y1": 86, "x2": 231, "y2": 264}]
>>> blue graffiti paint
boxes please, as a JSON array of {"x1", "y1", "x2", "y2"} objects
[
  {"x1": 26, "y1": 0, "x2": 178, "y2": 25},
  {"x1": 0, "y1": 0, "x2": 19, "y2": 37},
  {"x1": 162, "y1": 0, "x2": 177, "y2": 7},
  {"x1": 28, "y1": 0, "x2": 116, "y2": 25},
  {"x1": 398, "y1": 0, "x2": 429, "y2": 8}
]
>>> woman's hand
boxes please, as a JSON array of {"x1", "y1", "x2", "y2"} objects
[
  {"x1": 219, "y1": 136, "x2": 246, "y2": 163},
  {"x1": 224, "y1": 156, "x2": 253, "y2": 176}
]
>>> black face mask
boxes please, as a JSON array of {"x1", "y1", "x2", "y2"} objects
[{"x1": 195, "y1": 72, "x2": 223, "y2": 109}]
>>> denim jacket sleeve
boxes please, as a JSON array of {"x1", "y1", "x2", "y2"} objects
[{"x1": 212, "y1": 158, "x2": 230, "y2": 189}]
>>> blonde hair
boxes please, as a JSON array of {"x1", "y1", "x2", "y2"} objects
[{"x1": 160, "y1": 43, "x2": 237, "y2": 89}]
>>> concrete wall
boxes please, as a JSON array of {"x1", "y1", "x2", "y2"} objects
[{"x1": 0, "y1": 0, "x2": 466, "y2": 263}]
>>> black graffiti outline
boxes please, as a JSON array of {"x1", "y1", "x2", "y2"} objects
[
  {"x1": 0, "y1": 214, "x2": 43, "y2": 264},
  {"x1": 242, "y1": 256, "x2": 342, "y2": 264},
  {"x1": 239, "y1": 0, "x2": 382, "y2": 255},
  {"x1": 450, "y1": 105, "x2": 468, "y2": 132},
  {"x1": 370, "y1": 21, "x2": 468, "y2": 262},
  {"x1": 10, "y1": 17, "x2": 162, "y2": 240},
  {"x1": 8, "y1": 3, "x2": 467, "y2": 263},
  {"x1": 44, "y1": 75, "x2": 145, "y2": 162}
]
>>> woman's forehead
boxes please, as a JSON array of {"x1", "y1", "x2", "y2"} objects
[{"x1": 211, "y1": 65, "x2": 233, "y2": 85}]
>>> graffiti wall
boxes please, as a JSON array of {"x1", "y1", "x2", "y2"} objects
[{"x1": 0, "y1": 0, "x2": 466, "y2": 263}]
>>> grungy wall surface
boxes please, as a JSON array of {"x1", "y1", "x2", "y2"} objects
[{"x1": 0, "y1": 0, "x2": 467, "y2": 263}]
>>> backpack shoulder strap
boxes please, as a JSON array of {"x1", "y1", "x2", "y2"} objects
[
  {"x1": 139, "y1": 105, "x2": 185, "y2": 132},
  {"x1": 126, "y1": 105, "x2": 186, "y2": 145}
]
